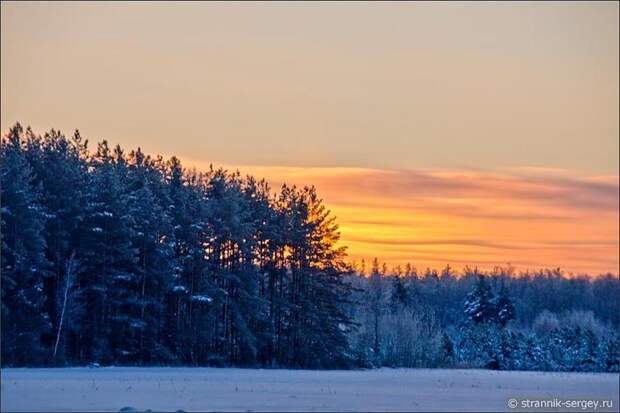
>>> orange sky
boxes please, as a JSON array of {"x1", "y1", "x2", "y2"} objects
[
  {"x1": 2, "y1": 2, "x2": 618, "y2": 275},
  {"x1": 181, "y1": 161, "x2": 619, "y2": 275}
]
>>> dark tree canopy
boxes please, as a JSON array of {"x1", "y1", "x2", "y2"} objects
[
  {"x1": 1, "y1": 124, "x2": 354, "y2": 368},
  {"x1": 1, "y1": 124, "x2": 618, "y2": 373}
]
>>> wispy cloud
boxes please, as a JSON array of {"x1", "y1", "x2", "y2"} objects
[{"x1": 186, "y1": 159, "x2": 619, "y2": 275}]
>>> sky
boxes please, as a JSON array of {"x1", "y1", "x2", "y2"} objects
[{"x1": 2, "y1": 1, "x2": 618, "y2": 274}]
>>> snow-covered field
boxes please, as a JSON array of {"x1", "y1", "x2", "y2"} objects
[{"x1": 1, "y1": 367, "x2": 618, "y2": 412}]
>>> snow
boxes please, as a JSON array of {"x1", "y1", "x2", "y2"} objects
[
  {"x1": 129, "y1": 321, "x2": 146, "y2": 329},
  {"x1": 1, "y1": 367, "x2": 618, "y2": 412},
  {"x1": 191, "y1": 295, "x2": 213, "y2": 303}
]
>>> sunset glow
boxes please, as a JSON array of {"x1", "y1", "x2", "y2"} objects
[
  {"x1": 190, "y1": 163, "x2": 619, "y2": 275},
  {"x1": 2, "y1": 2, "x2": 620, "y2": 398},
  {"x1": 2, "y1": 2, "x2": 618, "y2": 275}
]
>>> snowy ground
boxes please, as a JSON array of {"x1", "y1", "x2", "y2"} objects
[{"x1": 1, "y1": 367, "x2": 618, "y2": 412}]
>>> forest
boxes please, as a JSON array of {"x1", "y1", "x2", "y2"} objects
[{"x1": 1, "y1": 123, "x2": 618, "y2": 372}]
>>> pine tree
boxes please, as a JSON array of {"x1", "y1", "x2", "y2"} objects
[
  {"x1": 205, "y1": 169, "x2": 260, "y2": 366},
  {"x1": 76, "y1": 141, "x2": 137, "y2": 363},
  {"x1": 165, "y1": 159, "x2": 214, "y2": 363},
  {"x1": 124, "y1": 148, "x2": 175, "y2": 363},
  {"x1": 278, "y1": 185, "x2": 354, "y2": 368},
  {"x1": 28, "y1": 128, "x2": 89, "y2": 363},
  {"x1": 243, "y1": 176, "x2": 277, "y2": 367},
  {"x1": 3, "y1": 123, "x2": 618, "y2": 373},
  {"x1": 1, "y1": 124, "x2": 51, "y2": 365}
]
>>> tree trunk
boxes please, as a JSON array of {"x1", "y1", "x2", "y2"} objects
[{"x1": 53, "y1": 251, "x2": 77, "y2": 359}]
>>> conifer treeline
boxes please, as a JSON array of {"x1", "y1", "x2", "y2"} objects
[
  {"x1": 1, "y1": 124, "x2": 353, "y2": 367},
  {"x1": 347, "y1": 263, "x2": 618, "y2": 372},
  {"x1": 2, "y1": 124, "x2": 618, "y2": 372}
]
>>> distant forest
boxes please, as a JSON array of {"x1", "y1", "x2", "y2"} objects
[{"x1": 1, "y1": 124, "x2": 618, "y2": 372}]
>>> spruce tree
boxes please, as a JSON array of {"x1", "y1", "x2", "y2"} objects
[
  {"x1": 495, "y1": 281, "x2": 516, "y2": 327},
  {"x1": 464, "y1": 274, "x2": 496, "y2": 324},
  {"x1": 390, "y1": 276, "x2": 410, "y2": 311}
]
